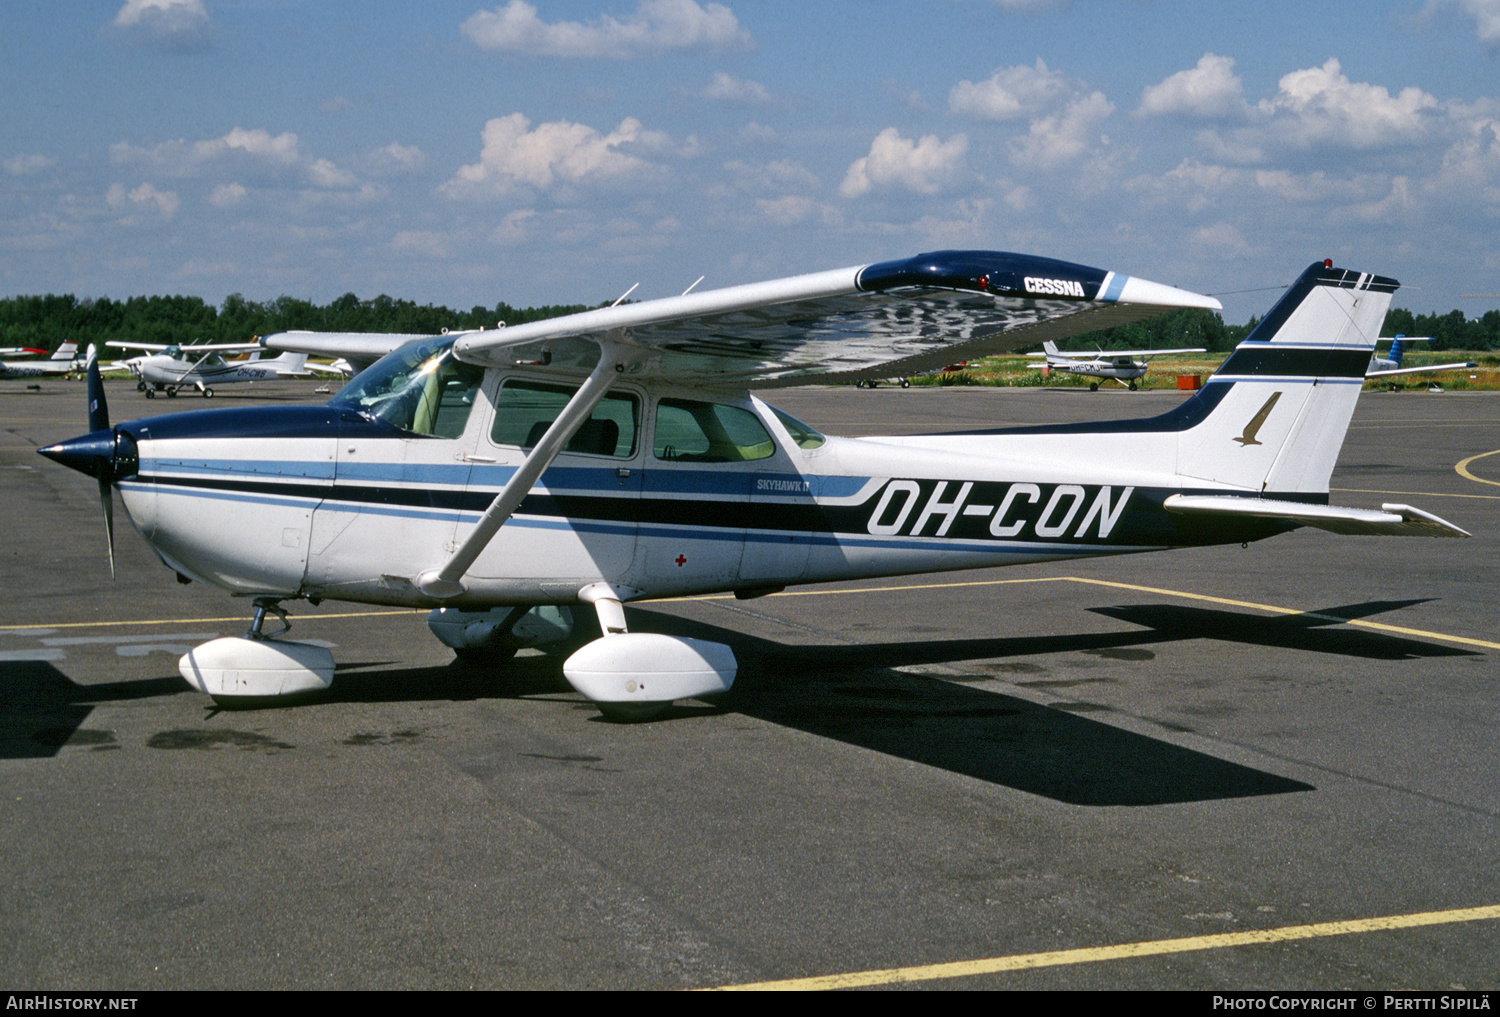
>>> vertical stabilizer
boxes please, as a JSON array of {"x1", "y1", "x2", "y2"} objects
[{"x1": 1176, "y1": 262, "x2": 1395, "y2": 496}]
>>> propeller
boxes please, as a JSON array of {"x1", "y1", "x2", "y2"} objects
[
  {"x1": 37, "y1": 351, "x2": 140, "y2": 578},
  {"x1": 85, "y1": 345, "x2": 116, "y2": 578}
]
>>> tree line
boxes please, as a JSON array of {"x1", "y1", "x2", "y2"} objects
[
  {"x1": 1070, "y1": 305, "x2": 1500, "y2": 354},
  {"x1": 2, "y1": 290, "x2": 1497, "y2": 356},
  {"x1": 0, "y1": 292, "x2": 591, "y2": 353}
]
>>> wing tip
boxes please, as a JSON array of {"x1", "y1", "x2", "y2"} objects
[{"x1": 1112, "y1": 275, "x2": 1222, "y2": 312}]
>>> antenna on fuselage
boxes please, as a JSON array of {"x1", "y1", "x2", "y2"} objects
[
  {"x1": 610, "y1": 283, "x2": 639, "y2": 308},
  {"x1": 681, "y1": 276, "x2": 705, "y2": 296}
]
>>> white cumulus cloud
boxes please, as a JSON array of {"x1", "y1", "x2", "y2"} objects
[
  {"x1": 364, "y1": 142, "x2": 427, "y2": 174},
  {"x1": 948, "y1": 59, "x2": 1077, "y2": 121},
  {"x1": 195, "y1": 127, "x2": 301, "y2": 165},
  {"x1": 4, "y1": 154, "x2": 55, "y2": 176},
  {"x1": 112, "y1": 127, "x2": 300, "y2": 175},
  {"x1": 308, "y1": 159, "x2": 358, "y2": 189},
  {"x1": 1138, "y1": 53, "x2": 1246, "y2": 120},
  {"x1": 1256, "y1": 59, "x2": 1439, "y2": 149},
  {"x1": 1431, "y1": 0, "x2": 1500, "y2": 45},
  {"x1": 839, "y1": 128, "x2": 968, "y2": 198},
  {"x1": 441, "y1": 113, "x2": 669, "y2": 198},
  {"x1": 208, "y1": 182, "x2": 247, "y2": 207},
  {"x1": 1008, "y1": 91, "x2": 1114, "y2": 169},
  {"x1": 461, "y1": 0, "x2": 751, "y2": 58},
  {"x1": 112, "y1": 0, "x2": 211, "y2": 52},
  {"x1": 107, "y1": 181, "x2": 180, "y2": 217},
  {"x1": 703, "y1": 71, "x2": 773, "y2": 104},
  {"x1": 108, "y1": 127, "x2": 364, "y2": 192}
]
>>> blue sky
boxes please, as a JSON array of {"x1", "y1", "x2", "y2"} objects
[{"x1": 3, "y1": 1, "x2": 1499, "y2": 325}]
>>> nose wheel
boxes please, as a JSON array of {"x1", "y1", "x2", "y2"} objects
[{"x1": 178, "y1": 598, "x2": 335, "y2": 704}]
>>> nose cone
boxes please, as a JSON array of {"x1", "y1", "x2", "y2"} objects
[{"x1": 38, "y1": 428, "x2": 121, "y2": 480}]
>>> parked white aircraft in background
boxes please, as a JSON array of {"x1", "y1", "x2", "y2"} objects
[
  {"x1": 262, "y1": 330, "x2": 478, "y2": 377},
  {"x1": 41, "y1": 251, "x2": 1467, "y2": 722},
  {"x1": 107, "y1": 341, "x2": 324, "y2": 397},
  {"x1": 1028, "y1": 339, "x2": 1206, "y2": 390},
  {"x1": 0, "y1": 341, "x2": 80, "y2": 380},
  {"x1": 1366, "y1": 336, "x2": 1477, "y2": 387}
]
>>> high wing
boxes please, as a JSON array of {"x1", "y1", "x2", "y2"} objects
[
  {"x1": 1367, "y1": 361, "x2": 1478, "y2": 379},
  {"x1": 260, "y1": 331, "x2": 468, "y2": 375},
  {"x1": 448, "y1": 251, "x2": 1220, "y2": 388},
  {"x1": 106, "y1": 340, "x2": 261, "y2": 353},
  {"x1": 1028, "y1": 346, "x2": 1205, "y2": 359}
]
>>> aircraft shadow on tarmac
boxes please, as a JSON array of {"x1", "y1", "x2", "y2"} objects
[
  {"x1": 1085, "y1": 598, "x2": 1476, "y2": 661},
  {"x1": 0, "y1": 597, "x2": 1478, "y2": 806}
]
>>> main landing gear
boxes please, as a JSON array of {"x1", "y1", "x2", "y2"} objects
[
  {"x1": 559, "y1": 584, "x2": 736, "y2": 722},
  {"x1": 178, "y1": 597, "x2": 335, "y2": 706},
  {"x1": 143, "y1": 385, "x2": 213, "y2": 399}
]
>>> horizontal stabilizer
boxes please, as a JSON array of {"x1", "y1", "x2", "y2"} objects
[
  {"x1": 1026, "y1": 347, "x2": 1203, "y2": 358},
  {"x1": 1366, "y1": 361, "x2": 1477, "y2": 379},
  {"x1": 1163, "y1": 495, "x2": 1470, "y2": 538}
]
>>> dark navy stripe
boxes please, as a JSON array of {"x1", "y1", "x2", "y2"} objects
[
  {"x1": 1216, "y1": 346, "x2": 1372, "y2": 379},
  {"x1": 121, "y1": 405, "x2": 404, "y2": 442}
]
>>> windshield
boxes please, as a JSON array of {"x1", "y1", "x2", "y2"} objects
[{"x1": 329, "y1": 335, "x2": 484, "y2": 438}]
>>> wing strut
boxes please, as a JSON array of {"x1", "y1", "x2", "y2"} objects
[{"x1": 415, "y1": 344, "x2": 629, "y2": 599}]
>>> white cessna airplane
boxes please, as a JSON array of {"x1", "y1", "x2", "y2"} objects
[
  {"x1": 261, "y1": 330, "x2": 471, "y2": 377},
  {"x1": 107, "y1": 341, "x2": 321, "y2": 398},
  {"x1": 0, "y1": 341, "x2": 81, "y2": 379},
  {"x1": 40, "y1": 250, "x2": 1468, "y2": 721},
  {"x1": 1365, "y1": 335, "x2": 1477, "y2": 386},
  {"x1": 1027, "y1": 339, "x2": 1206, "y2": 390}
]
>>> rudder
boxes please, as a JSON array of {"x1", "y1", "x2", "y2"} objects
[{"x1": 1176, "y1": 262, "x2": 1395, "y2": 497}]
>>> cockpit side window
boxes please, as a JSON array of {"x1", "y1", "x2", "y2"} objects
[
  {"x1": 490, "y1": 379, "x2": 639, "y2": 458},
  {"x1": 653, "y1": 399, "x2": 775, "y2": 462},
  {"x1": 767, "y1": 405, "x2": 826, "y2": 450}
]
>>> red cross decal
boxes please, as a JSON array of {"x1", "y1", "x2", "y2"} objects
[{"x1": 674, "y1": 554, "x2": 687, "y2": 567}]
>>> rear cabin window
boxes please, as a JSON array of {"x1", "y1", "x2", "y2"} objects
[
  {"x1": 653, "y1": 399, "x2": 775, "y2": 462},
  {"x1": 490, "y1": 380, "x2": 639, "y2": 458}
]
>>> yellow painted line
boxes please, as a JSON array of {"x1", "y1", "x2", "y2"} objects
[
  {"x1": 1060, "y1": 576, "x2": 1500, "y2": 652},
  {"x1": 708, "y1": 903, "x2": 1500, "y2": 990},
  {"x1": 670, "y1": 575, "x2": 1499, "y2": 652},
  {"x1": 1348, "y1": 420, "x2": 1500, "y2": 429},
  {"x1": 0, "y1": 608, "x2": 415, "y2": 632},
  {"x1": 1332, "y1": 486, "x2": 1500, "y2": 501},
  {"x1": 1456, "y1": 449, "x2": 1500, "y2": 488},
  {"x1": 659, "y1": 575, "x2": 1062, "y2": 603}
]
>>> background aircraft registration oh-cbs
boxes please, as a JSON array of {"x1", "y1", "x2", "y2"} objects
[{"x1": 40, "y1": 250, "x2": 1469, "y2": 721}]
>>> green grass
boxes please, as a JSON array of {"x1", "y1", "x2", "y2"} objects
[{"x1": 905, "y1": 354, "x2": 1500, "y2": 392}]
